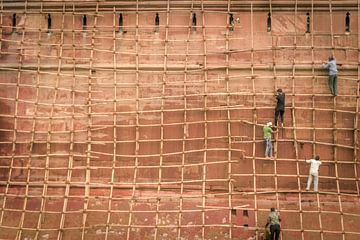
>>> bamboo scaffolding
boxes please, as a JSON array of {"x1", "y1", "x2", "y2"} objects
[{"x1": 0, "y1": 1, "x2": 359, "y2": 240}]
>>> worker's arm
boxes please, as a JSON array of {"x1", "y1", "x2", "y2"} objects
[{"x1": 305, "y1": 159, "x2": 311, "y2": 163}]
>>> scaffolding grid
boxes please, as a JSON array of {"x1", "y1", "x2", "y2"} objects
[{"x1": 0, "y1": 0, "x2": 359, "y2": 239}]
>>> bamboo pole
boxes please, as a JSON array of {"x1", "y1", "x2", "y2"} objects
[
  {"x1": 0, "y1": 0, "x2": 28, "y2": 236},
  {"x1": 226, "y1": 0, "x2": 233, "y2": 238},
  {"x1": 56, "y1": 5, "x2": 75, "y2": 239},
  {"x1": 291, "y1": 1, "x2": 305, "y2": 239},
  {"x1": 269, "y1": 2, "x2": 281, "y2": 233},
  {"x1": 330, "y1": 1, "x2": 346, "y2": 239},
  {"x1": 80, "y1": 3, "x2": 99, "y2": 239},
  {"x1": 126, "y1": 1, "x2": 140, "y2": 239},
  {"x1": 15, "y1": 0, "x2": 35, "y2": 238},
  {"x1": 177, "y1": 2, "x2": 194, "y2": 238},
  {"x1": 250, "y1": 3, "x2": 259, "y2": 238},
  {"x1": 354, "y1": 0, "x2": 360, "y2": 196},
  {"x1": 200, "y1": 1, "x2": 208, "y2": 238}
]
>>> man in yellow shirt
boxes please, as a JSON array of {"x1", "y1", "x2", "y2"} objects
[{"x1": 263, "y1": 122, "x2": 274, "y2": 158}]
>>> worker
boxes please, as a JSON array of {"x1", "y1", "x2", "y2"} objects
[
  {"x1": 263, "y1": 122, "x2": 274, "y2": 158},
  {"x1": 323, "y1": 56, "x2": 338, "y2": 96},
  {"x1": 274, "y1": 88, "x2": 285, "y2": 128},
  {"x1": 305, "y1": 155, "x2": 322, "y2": 192},
  {"x1": 265, "y1": 207, "x2": 281, "y2": 240}
]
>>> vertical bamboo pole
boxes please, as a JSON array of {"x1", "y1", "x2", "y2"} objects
[
  {"x1": 16, "y1": 3, "x2": 42, "y2": 240},
  {"x1": 309, "y1": 2, "x2": 324, "y2": 240},
  {"x1": 329, "y1": 1, "x2": 346, "y2": 240},
  {"x1": 250, "y1": 3, "x2": 259, "y2": 238},
  {"x1": 269, "y1": 0, "x2": 281, "y2": 227},
  {"x1": 291, "y1": 1, "x2": 305, "y2": 240},
  {"x1": 154, "y1": 1, "x2": 169, "y2": 239},
  {"x1": 126, "y1": 1, "x2": 140, "y2": 239},
  {"x1": 354, "y1": 0, "x2": 360, "y2": 196},
  {"x1": 177, "y1": 1, "x2": 194, "y2": 238},
  {"x1": 0, "y1": 0, "x2": 27, "y2": 232},
  {"x1": 226, "y1": 0, "x2": 233, "y2": 238},
  {"x1": 57, "y1": 4, "x2": 76, "y2": 239},
  {"x1": 0, "y1": 0, "x2": 2, "y2": 52},
  {"x1": 104, "y1": 6, "x2": 118, "y2": 240},
  {"x1": 201, "y1": 1, "x2": 208, "y2": 238},
  {"x1": 81, "y1": 3, "x2": 99, "y2": 239},
  {"x1": 35, "y1": 0, "x2": 62, "y2": 237}
]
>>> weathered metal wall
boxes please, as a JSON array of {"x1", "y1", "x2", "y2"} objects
[{"x1": 0, "y1": 1, "x2": 359, "y2": 240}]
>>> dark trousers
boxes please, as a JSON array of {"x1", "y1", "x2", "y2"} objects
[
  {"x1": 328, "y1": 75, "x2": 337, "y2": 96},
  {"x1": 274, "y1": 109, "x2": 284, "y2": 126},
  {"x1": 270, "y1": 224, "x2": 280, "y2": 240}
]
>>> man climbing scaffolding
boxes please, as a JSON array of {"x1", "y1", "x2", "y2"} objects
[
  {"x1": 323, "y1": 55, "x2": 338, "y2": 96},
  {"x1": 263, "y1": 122, "x2": 275, "y2": 158},
  {"x1": 265, "y1": 207, "x2": 281, "y2": 240},
  {"x1": 274, "y1": 88, "x2": 285, "y2": 128},
  {"x1": 305, "y1": 155, "x2": 322, "y2": 192}
]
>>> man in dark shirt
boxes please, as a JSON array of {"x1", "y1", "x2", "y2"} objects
[{"x1": 274, "y1": 88, "x2": 285, "y2": 127}]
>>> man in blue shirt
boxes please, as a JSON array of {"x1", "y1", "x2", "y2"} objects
[{"x1": 323, "y1": 56, "x2": 338, "y2": 96}]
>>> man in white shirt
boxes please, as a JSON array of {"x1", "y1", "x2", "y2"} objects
[{"x1": 305, "y1": 155, "x2": 322, "y2": 192}]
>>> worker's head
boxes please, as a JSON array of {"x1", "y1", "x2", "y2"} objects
[
  {"x1": 277, "y1": 88, "x2": 282, "y2": 93},
  {"x1": 315, "y1": 155, "x2": 320, "y2": 161},
  {"x1": 270, "y1": 207, "x2": 275, "y2": 212},
  {"x1": 267, "y1": 122, "x2": 272, "y2": 127},
  {"x1": 329, "y1": 55, "x2": 335, "y2": 61}
]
